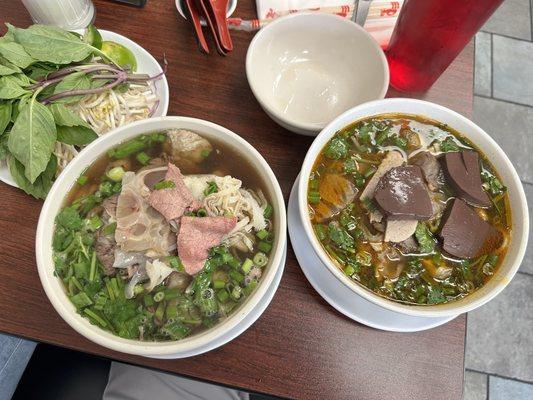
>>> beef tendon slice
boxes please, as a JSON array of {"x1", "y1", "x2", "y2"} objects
[
  {"x1": 441, "y1": 151, "x2": 491, "y2": 207},
  {"x1": 374, "y1": 165, "x2": 433, "y2": 220},
  {"x1": 439, "y1": 199, "x2": 502, "y2": 259}
]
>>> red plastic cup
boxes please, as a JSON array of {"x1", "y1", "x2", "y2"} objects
[{"x1": 386, "y1": 0, "x2": 504, "y2": 92}]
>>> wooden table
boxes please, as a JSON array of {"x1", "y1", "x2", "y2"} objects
[{"x1": 0, "y1": 1, "x2": 473, "y2": 399}]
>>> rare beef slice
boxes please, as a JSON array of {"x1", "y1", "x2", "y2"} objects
[
  {"x1": 441, "y1": 151, "x2": 491, "y2": 208},
  {"x1": 439, "y1": 198, "x2": 501, "y2": 259},
  {"x1": 374, "y1": 165, "x2": 433, "y2": 220}
]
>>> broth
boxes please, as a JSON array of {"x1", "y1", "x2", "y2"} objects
[
  {"x1": 308, "y1": 114, "x2": 511, "y2": 305},
  {"x1": 53, "y1": 130, "x2": 275, "y2": 341}
]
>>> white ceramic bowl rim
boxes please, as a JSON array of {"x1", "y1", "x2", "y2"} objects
[
  {"x1": 36, "y1": 117, "x2": 287, "y2": 357},
  {"x1": 298, "y1": 98, "x2": 529, "y2": 318},
  {"x1": 245, "y1": 12, "x2": 390, "y2": 132}
]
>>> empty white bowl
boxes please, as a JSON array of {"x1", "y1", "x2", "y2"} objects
[
  {"x1": 297, "y1": 98, "x2": 529, "y2": 318},
  {"x1": 246, "y1": 13, "x2": 389, "y2": 136}
]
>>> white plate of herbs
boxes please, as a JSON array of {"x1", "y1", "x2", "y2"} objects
[{"x1": 0, "y1": 24, "x2": 169, "y2": 197}]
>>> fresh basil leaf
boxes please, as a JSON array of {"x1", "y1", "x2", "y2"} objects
[
  {"x1": 25, "y1": 62, "x2": 59, "y2": 80},
  {"x1": 0, "y1": 102, "x2": 12, "y2": 135},
  {"x1": 57, "y1": 125, "x2": 97, "y2": 146},
  {"x1": 0, "y1": 40, "x2": 34, "y2": 68},
  {"x1": 10, "y1": 95, "x2": 30, "y2": 122},
  {"x1": 49, "y1": 103, "x2": 90, "y2": 128},
  {"x1": 0, "y1": 57, "x2": 19, "y2": 76},
  {"x1": 51, "y1": 71, "x2": 91, "y2": 104},
  {"x1": 0, "y1": 135, "x2": 8, "y2": 161},
  {"x1": 0, "y1": 75, "x2": 29, "y2": 99},
  {"x1": 8, "y1": 73, "x2": 31, "y2": 87},
  {"x1": 9, "y1": 24, "x2": 95, "y2": 65},
  {"x1": 8, "y1": 97, "x2": 57, "y2": 183},
  {"x1": 8, "y1": 154, "x2": 57, "y2": 199}
]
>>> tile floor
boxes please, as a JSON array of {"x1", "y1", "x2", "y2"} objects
[{"x1": 466, "y1": 1, "x2": 533, "y2": 398}]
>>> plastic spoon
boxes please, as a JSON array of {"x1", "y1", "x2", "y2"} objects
[{"x1": 206, "y1": 0, "x2": 233, "y2": 52}]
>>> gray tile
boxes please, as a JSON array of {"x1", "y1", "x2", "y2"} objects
[
  {"x1": 474, "y1": 32, "x2": 492, "y2": 97},
  {"x1": 492, "y1": 35, "x2": 533, "y2": 107},
  {"x1": 521, "y1": 183, "x2": 533, "y2": 274},
  {"x1": 489, "y1": 376, "x2": 533, "y2": 399},
  {"x1": 473, "y1": 96, "x2": 533, "y2": 182},
  {"x1": 466, "y1": 273, "x2": 533, "y2": 381},
  {"x1": 464, "y1": 371, "x2": 487, "y2": 400},
  {"x1": 482, "y1": 0, "x2": 531, "y2": 40}
]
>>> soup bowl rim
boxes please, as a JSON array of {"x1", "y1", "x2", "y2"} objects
[
  {"x1": 297, "y1": 98, "x2": 529, "y2": 318},
  {"x1": 36, "y1": 116, "x2": 287, "y2": 357}
]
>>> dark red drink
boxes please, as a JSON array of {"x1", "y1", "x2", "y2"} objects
[{"x1": 387, "y1": 0, "x2": 504, "y2": 92}]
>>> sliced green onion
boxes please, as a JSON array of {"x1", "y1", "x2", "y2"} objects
[
  {"x1": 153, "y1": 291, "x2": 165, "y2": 302},
  {"x1": 230, "y1": 286, "x2": 242, "y2": 300},
  {"x1": 308, "y1": 191, "x2": 321, "y2": 204},
  {"x1": 343, "y1": 265, "x2": 355, "y2": 276},
  {"x1": 229, "y1": 270, "x2": 244, "y2": 284},
  {"x1": 363, "y1": 166, "x2": 377, "y2": 178},
  {"x1": 155, "y1": 302, "x2": 165, "y2": 321},
  {"x1": 70, "y1": 292, "x2": 93, "y2": 309},
  {"x1": 167, "y1": 256, "x2": 183, "y2": 271},
  {"x1": 105, "y1": 279, "x2": 115, "y2": 300},
  {"x1": 85, "y1": 215, "x2": 103, "y2": 232},
  {"x1": 257, "y1": 241, "x2": 272, "y2": 253},
  {"x1": 136, "y1": 151, "x2": 151, "y2": 165},
  {"x1": 89, "y1": 251, "x2": 97, "y2": 282},
  {"x1": 166, "y1": 303, "x2": 178, "y2": 319},
  {"x1": 314, "y1": 224, "x2": 327, "y2": 241},
  {"x1": 84, "y1": 308, "x2": 107, "y2": 327},
  {"x1": 213, "y1": 280, "x2": 226, "y2": 289},
  {"x1": 77, "y1": 175, "x2": 88, "y2": 185},
  {"x1": 154, "y1": 180, "x2": 176, "y2": 190},
  {"x1": 243, "y1": 280, "x2": 258, "y2": 296},
  {"x1": 216, "y1": 289, "x2": 229, "y2": 302},
  {"x1": 71, "y1": 276, "x2": 83, "y2": 292},
  {"x1": 163, "y1": 288, "x2": 181, "y2": 300},
  {"x1": 263, "y1": 203, "x2": 273, "y2": 219},
  {"x1": 253, "y1": 252, "x2": 268, "y2": 267},
  {"x1": 204, "y1": 181, "x2": 218, "y2": 196},
  {"x1": 144, "y1": 294, "x2": 154, "y2": 307},
  {"x1": 103, "y1": 222, "x2": 117, "y2": 236},
  {"x1": 197, "y1": 208, "x2": 207, "y2": 217},
  {"x1": 107, "y1": 166, "x2": 125, "y2": 182},
  {"x1": 93, "y1": 295, "x2": 107, "y2": 311},
  {"x1": 256, "y1": 229, "x2": 269, "y2": 240},
  {"x1": 241, "y1": 258, "x2": 254, "y2": 274},
  {"x1": 201, "y1": 149, "x2": 212, "y2": 158}
]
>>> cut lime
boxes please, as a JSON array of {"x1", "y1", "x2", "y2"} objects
[
  {"x1": 84, "y1": 24, "x2": 103, "y2": 50},
  {"x1": 101, "y1": 41, "x2": 137, "y2": 72}
]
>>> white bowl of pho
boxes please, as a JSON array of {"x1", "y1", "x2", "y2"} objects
[
  {"x1": 36, "y1": 117, "x2": 286, "y2": 357},
  {"x1": 298, "y1": 98, "x2": 528, "y2": 318}
]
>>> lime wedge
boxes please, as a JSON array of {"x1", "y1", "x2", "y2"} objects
[
  {"x1": 84, "y1": 24, "x2": 103, "y2": 50},
  {"x1": 101, "y1": 41, "x2": 137, "y2": 72}
]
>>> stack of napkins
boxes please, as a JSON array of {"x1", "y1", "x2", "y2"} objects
[{"x1": 255, "y1": 0, "x2": 404, "y2": 48}]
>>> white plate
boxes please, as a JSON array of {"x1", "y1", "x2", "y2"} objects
[
  {"x1": 151, "y1": 244, "x2": 287, "y2": 359},
  {"x1": 288, "y1": 175, "x2": 457, "y2": 332},
  {"x1": 0, "y1": 29, "x2": 169, "y2": 189}
]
